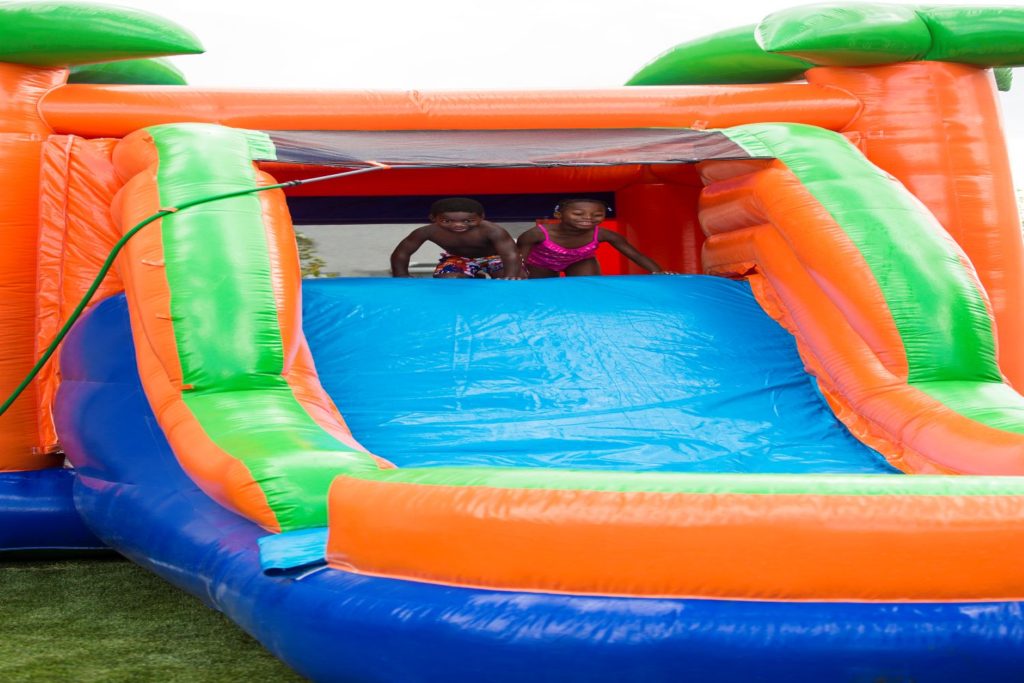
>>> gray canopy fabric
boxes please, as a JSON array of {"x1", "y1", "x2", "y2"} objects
[{"x1": 261, "y1": 128, "x2": 760, "y2": 168}]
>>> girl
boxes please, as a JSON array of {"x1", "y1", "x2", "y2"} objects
[{"x1": 517, "y1": 198, "x2": 668, "y2": 278}]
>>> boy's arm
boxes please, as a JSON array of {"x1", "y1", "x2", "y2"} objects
[
  {"x1": 484, "y1": 223, "x2": 524, "y2": 279},
  {"x1": 390, "y1": 226, "x2": 431, "y2": 277},
  {"x1": 599, "y1": 229, "x2": 667, "y2": 273}
]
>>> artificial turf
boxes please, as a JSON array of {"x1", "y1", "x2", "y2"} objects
[{"x1": 0, "y1": 555, "x2": 306, "y2": 682}]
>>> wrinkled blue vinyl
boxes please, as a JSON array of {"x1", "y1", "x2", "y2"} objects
[
  {"x1": 304, "y1": 276, "x2": 896, "y2": 474},
  {"x1": 0, "y1": 468, "x2": 103, "y2": 552},
  {"x1": 53, "y1": 293, "x2": 1024, "y2": 682},
  {"x1": 258, "y1": 527, "x2": 327, "y2": 574}
]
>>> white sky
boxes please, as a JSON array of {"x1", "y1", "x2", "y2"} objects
[{"x1": 105, "y1": 0, "x2": 1023, "y2": 184}]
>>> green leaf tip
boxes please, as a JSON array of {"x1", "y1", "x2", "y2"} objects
[
  {"x1": 756, "y1": 3, "x2": 1024, "y2": 68},
  {"x1": 0, "y1": 1, "x2": 204, "y2": 68},
  {"x1": 626, "y1": 24, "x2": 812, "y2": 86},
  {"x1": 69, "y1": 58, "x2": 187, "y2": 86}
]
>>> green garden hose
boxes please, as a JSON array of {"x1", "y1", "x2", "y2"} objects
[{"x1": 0, "y1": 165, "x2": 390, "y2": 418}]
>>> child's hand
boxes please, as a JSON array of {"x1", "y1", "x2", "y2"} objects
[
  {"x1": 497, "y1": 274, "x2": 526, "y2": 280},
  {"x1": 654, "y1": 270, "x2": 680, "y2": 275}
]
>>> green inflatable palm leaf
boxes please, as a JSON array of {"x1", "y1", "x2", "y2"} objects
[
  {"x1": 0, "y1": 2, "x2": 203, "y2": 67},
  {"x1": 627, "y1": 24, "x2": 812, "y2": 86},
  {"x1": 627, "y1": 3, "x2": 1024, "y2": 86},
  {"x1": 69, "y1": 58, "x2": 188, "y2": 86},
  {"x1": 757, "y1": 3, "x2": 1024, "y2": 68},
  {"x1": 755, "y1": 3, "x2": 929, "y2": 66}
]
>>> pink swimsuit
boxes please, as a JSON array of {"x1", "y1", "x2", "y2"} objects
[{"x1": 524, "y1": 224, "x2": 600, "y2": 272}]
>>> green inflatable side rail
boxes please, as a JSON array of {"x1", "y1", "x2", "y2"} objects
[
  {"x1": 723, "y1": 123, "x2": 1024, "y2": 435},
  {"x1": 331, "y1": 466, "x2": 1024, "y2": 497},
  {"x1": 142, "y1": 124, "x2": 384, "y2": 531},
  {"x1": 0, "y1": 1, "x2": 202, "y2": 67}
]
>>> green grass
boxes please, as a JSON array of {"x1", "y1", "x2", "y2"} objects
[{"x1": 0, "y1": 556, "x2": 306, "y2": 682}]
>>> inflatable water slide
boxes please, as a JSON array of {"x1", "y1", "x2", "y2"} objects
[{"x1": 3, "y1": 2, "x2": 1024, "y2": 680}]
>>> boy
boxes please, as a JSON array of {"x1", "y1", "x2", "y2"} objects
[{"x1": 390, "y1": 198, "x2": 523, "y2": 279}]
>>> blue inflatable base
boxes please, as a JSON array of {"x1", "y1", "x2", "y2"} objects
[
  {"x1": 0, "y1": 468, "x2": 104, "y2": 553},
  {"x1": 73, "y1": 466, "x2": 1024, "y2": 683},
  {"x1": 54, "y1": 290, "x2": 1024, "y2": 682}
]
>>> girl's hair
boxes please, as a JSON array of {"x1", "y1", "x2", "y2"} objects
[
  {"x1": 554, "y1": 198, "x2": 613, "y2": 214},
  {"x1": 430, "y1": 197, "x2": 485, "y2": 216}
]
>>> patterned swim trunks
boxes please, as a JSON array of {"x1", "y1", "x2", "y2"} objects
[{"x1": 434, "y1": 253, "x2": 505, "y2": 278}]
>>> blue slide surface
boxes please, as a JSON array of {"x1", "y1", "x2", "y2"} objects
[{"x1": 304, "y1": 275, "x2": 897, "y2": 474}]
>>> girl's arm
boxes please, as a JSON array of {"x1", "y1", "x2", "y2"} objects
[
  {"x1": 599, "y1": 229, "x2": 667, "y2": 273},
  {"x1": 516, "y1": 227, "x2": 544, "y2": 265}
]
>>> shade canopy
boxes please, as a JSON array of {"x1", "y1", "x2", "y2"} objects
[{"x1": 263, "y1": 128, "x2": 759, "y2": 168}]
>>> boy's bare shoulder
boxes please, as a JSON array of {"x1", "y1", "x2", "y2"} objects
[
  {"x1": 478, "y1": 220, "x2": 517, "y2": 243},
  {"x1": 479, "y1": 220, "x2": 512, "y2": 235},
  {"x1": 400, "y1": 223, "x2": 439, "y2": 243}
]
